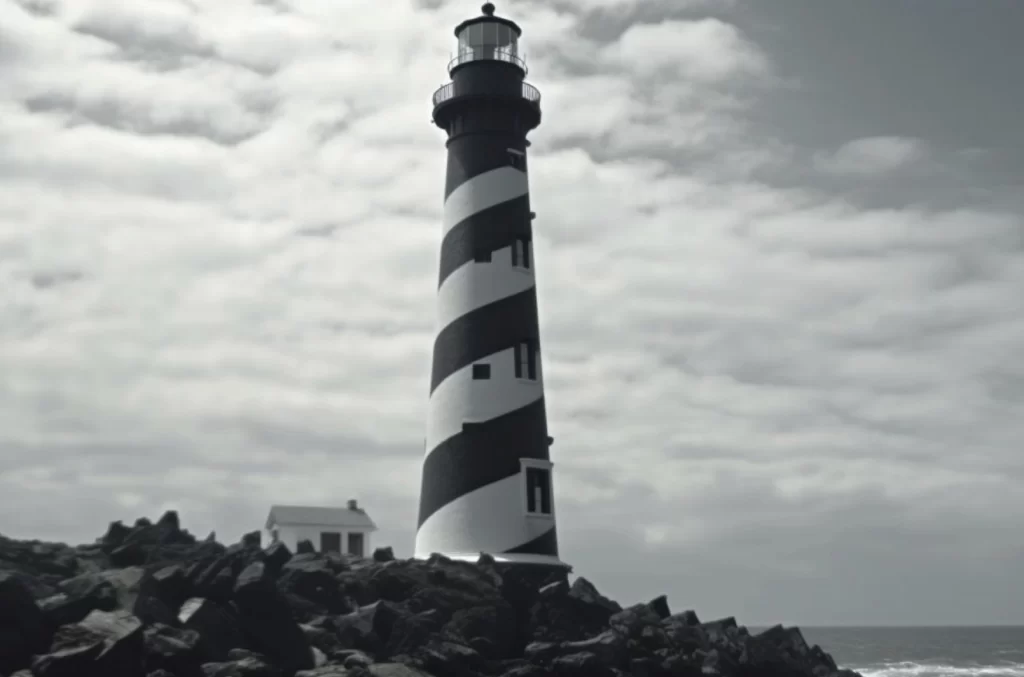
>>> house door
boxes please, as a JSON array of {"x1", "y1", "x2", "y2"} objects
[
  {"x1": 347, "y1": 532, "x2": 364, "y2": 557},
  {"x1": 320, "y1": 531, "x2": 341, "y2": 554}
]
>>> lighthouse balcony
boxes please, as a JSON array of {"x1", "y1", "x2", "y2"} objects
[{"x1": 432, "y1": 80, "x2": 541, "y2": 109}]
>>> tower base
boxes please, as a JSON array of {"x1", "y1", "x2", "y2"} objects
[{"x1": 415, "y1": 551, "x2": 572, "y2": 588}]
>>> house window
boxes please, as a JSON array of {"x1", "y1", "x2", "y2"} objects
[
  {"x1": 511, "y1": 238, "x2": 530, "y2": 269},
  {"x1": 525, "y1": 467, "x2": 552, "y2": 515},
  {"x1": 474, "y1": 248, "x2": 492, "y2": 263},
  {"x1": 320, "y1": 531, "x2": 341, "y2": 554},
  {"x1": 347, "y1": 532, "x2": 365, "y2": 557},
  {"x1": 472, "y1": 363, "x2": 491, "y2": 380},
  {"x1": 514, "y1": 341, "x2": 537, "y2": 380}
]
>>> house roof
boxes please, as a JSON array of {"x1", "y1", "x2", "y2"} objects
[{"x1": 266, "y1": 505, "x2": 378, "y2": 531}]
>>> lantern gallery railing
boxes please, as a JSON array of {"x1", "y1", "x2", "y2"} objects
[{"x1": 432, "y1": 81, "x2": 540, "y2": 108}]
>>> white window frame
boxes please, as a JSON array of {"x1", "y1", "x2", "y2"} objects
[{"x1": 520, "y1": 458, "x2": 555, "y2": 518}]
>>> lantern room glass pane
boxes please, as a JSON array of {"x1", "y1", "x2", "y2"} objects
[{"x1": 455, "y1": 21, "x2": 522, "y2": 64}]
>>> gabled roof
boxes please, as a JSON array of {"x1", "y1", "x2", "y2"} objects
[{"x1": 266, "y1": 505, "x2": 377, "y2": 531}]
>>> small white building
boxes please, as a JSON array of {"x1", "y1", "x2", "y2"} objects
[{"x1": 265, "y1": 500, "x2": 378, "y2": 557}]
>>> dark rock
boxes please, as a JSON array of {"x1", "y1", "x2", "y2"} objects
[
  {"x1": 648, "y1": 594, "x2": 671, "y2": 619},
  {"x1": 413, "y1": 639, "x2": 487, "y2": 677},
  {"x1": 241, "y1": 532, "x2": 261, "y2": 548},
  {"x1": 296, "y1": 540, "x2": 316, "y2": 555},
  {"x1": 38, "y1": 609, "x2": 145, "y2": 677},
  {"x1": 179, "y1": 598, "x2": 245, "y2": 662},
  {"x1": 261, "y1": 542, "x2": 292, "y2": 576},
  {"x1": 0, "y1": 571, "x2": 52, "y2": 674},
  {"x1": 101, "y1": 521, "x2": 133, "y2": 551},
  {"x1": 144, "y1": 622, "x2": 205, "y2": 677},
  {"x1": 568, "y1": 577, "x2": 620, "y2": 613},
  {"x1": 373, "y1": 547, "x2": 396, "y2": 563},
  {"x1": 443, "y1": 603, "x2": 516, "y2": 659},
  {"x1": 609, "y1": 602, "x2": 663, "y2": 638},
  {"x1": 278, "y1": 556, "x2": 349, "y2": 613},
  {"x1": 146, "y1": 564, "x2": 193, "y2": 611},
  {"x1": 233, "y1": 561, "x2": 314, "y2": 673},
  {"x1": 39, "y1": 588, "x2": 116, "y2": 628},
  {"x1": 0, "y1": 514, "x2": 864, "y2": 677},
  {"x1": 201, "y1": 655, "x2": 285, "y2": 676},
  {"x1": 550, "y1": 651, "x2": 614, "y2": 677},
  {"x1": 295, "y1": 667, "x2": 351, "y2": 677}
]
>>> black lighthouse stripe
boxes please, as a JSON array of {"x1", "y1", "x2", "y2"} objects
[
  {"x1": 418, "y1": 396, "x2": 550, "y2": 528},
  {"x1": 430, "y1": 287, "x2": 539, "y2": 393},
  {"x1": 503, "y1": 525, "x2": 559, "y2": 556},
  {"x1": 439, "y1": 194, "x2": 532, "y2": 287}
]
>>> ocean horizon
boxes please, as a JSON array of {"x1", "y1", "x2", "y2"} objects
[{"x1": 775, "y1": 626, "x2": 1024, "y2": 677}]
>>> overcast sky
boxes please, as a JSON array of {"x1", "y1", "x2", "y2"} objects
[{"x1": 1, "y1": 0, "x2": 1022, "y2": 627}]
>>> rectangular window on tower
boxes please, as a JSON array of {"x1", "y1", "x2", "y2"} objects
[
  {"x1": 507, "y1": 147, "x2": 525, "y2": 171},
  {"x1": 511, "y1": 238, "x2": 531, "y2": 269},
  {"x1": 472, "y1": 363, "x2": 491, "y2": 380},
  {"x1": 474, "y1": 248, "x2": 492, "y2": 263},
  {"x1": 525, "y1": 467, "x2": 552, "y2": 515},
  {"x1": 514, "y1": 340, "x2": 537, "y2": 381}
]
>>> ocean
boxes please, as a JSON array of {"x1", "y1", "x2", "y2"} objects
[{"x1": 800, "y1": 626, "x2": 1024, "y2": 677}]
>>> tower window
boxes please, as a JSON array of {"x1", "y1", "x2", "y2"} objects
[
  {"x1": 472, "y1": 363, "x2": 491, "y2": 380},
  {"x1": 511, "y1": 238, "x2": 530, "y2": 269},
  {"x1": 474, "y1": 248, "x2": 492, "y2": 263},
  {"x1": 514, "y1": 341, "x2": 537, "y2": 380},
  {"x1": 507, "y1": 147, "x2": 525, "y2": 171},
  {"x1": 525, "y1": 467, "x2": 552, "y2": 515}
]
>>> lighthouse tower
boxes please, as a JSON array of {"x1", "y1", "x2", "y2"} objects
[{"x1": 415, "y1": 3, "x2": 566, "y2": 573}]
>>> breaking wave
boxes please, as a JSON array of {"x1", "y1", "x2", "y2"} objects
[{"x1": 857, "y1": 662, "x2": 1024, "y2": 677}]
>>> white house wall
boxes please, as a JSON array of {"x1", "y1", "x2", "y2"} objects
[{"x1": 266, "y1": 523, "x2": 373, "y2": 556}]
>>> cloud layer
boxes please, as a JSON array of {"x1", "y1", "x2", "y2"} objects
[{"x1": 1, "y1": 0, "x2": 1022, "y2": 626}]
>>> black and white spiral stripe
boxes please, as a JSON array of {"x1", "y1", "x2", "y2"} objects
[{"x1": 414, "y1": 137, "x2": 561, "y2": 566}]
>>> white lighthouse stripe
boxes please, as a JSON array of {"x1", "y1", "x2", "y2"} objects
[
  {"x1": 426, "y1": 345, "x2": 544, "y2": 453},
  {"x1": 414, "y1": 472, "x2": 556, "y2": 558},
  {"x1": 434, "y1": 245, "x2": 535, "y2": 332},
  {"x1": 443, "y1": 166, "x2": 528, "y2": 235}
]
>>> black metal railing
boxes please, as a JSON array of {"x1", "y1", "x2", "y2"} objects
[
  {"x1": 447, "y1": 49, "x2": 528, "y2": 75},
  {"x1": 432, "y1": 81, "x2": 541, "y2": 108}
]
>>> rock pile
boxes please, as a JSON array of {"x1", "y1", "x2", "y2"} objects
[{"x1": 0, "y1": 513, "x2": 861, "y2": 677}]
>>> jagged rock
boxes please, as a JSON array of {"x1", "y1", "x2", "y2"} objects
[
  {"x1": 179, "y1": 597, "x2": 245, "y2": 662},
  {"x1": 34, "y1": 609, "x2": 145, "y2": 677},
  {"x1": 373, "y1": 546, "x2": 396, "y2": 563},
  {"x1": 413, "y1": 639, "x2": 487, "y2": 676},
  {"x1": 295, "y1": 666, "x2": 351, "y2": 677},
  {"x1": 201, "y1": 655, "x2": 285, "y2": 676},
  {"x1": 278, "y1": 555, "x2": 349, "y2": 613},
  {"x1": 233, "y1": 561, "x2": 315, "y2": 673},
  {"x1": 296, "y1": 539, "x2": 316, "y2": 555},
  {"x1": 144, "y1": 622, "x2": 205, "y2": 677},
  {"x1": 0, "y1": 514, "x2": 861, "y2": 677},
  {"x1": 443, "y1": 603, "x2": 517, "y2": 659},
  {"x1": 0, "y1": 572, "x2": 52, "y2": 674},
  {"x1": 368, "y1": 665, "x2": 438, "y2": 677},
  {"x1": 551, "y1": 650, "x2": 614, "y2": 677},
  {"x1": 262, "y1": 542, "x2": 292, "y2": 576}
]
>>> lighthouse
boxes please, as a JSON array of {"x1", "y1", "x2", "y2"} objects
[{"x1": 415, "y1": 3, "x2": 567, "y2": 574}]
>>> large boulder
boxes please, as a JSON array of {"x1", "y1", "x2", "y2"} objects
[
  {"x1": 32, "y1": 609, "x2": 145, "y2": 677},
  {"x1": 0, "y1": 572, "x2": 52, "y2": 673},
  {"x1": 233, "y1": 561, "x2": 315, "y2": 673}
]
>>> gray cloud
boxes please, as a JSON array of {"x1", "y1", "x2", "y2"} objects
[{"x1": 0, "y1": 0, "x2": 1021, "y2": 627}]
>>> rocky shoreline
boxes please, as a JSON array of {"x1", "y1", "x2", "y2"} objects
[{"x1": 0, "y1": 512, "x2": 861, "y2": 677}]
